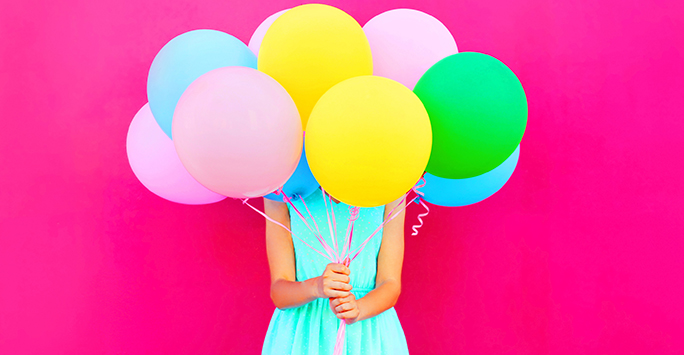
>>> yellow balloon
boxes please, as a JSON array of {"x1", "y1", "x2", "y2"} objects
[
  {"x1": 306, "y1": 76, "x2": 432, "y2": 208},
  {"x1": 258, "y1": 4, "x2": 373, "y2": 128}
]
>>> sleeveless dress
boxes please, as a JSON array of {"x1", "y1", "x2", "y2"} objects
[{"x1": 262, "y1": 190, "x2": 409, "y2": 355}]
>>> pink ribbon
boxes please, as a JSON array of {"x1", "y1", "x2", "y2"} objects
[
  {"x1": 348, "y1": 193, "x2": 411, "y2": 262},
  {"x1": 340, "y1": 206, "x2": 359, "y2": 262},
  {"x1": 410, "y1": 177, "x2": 429, "y2": 236},
  {"x1": 242, "y1": 198, "x2": 334, "y2": 262},
  {"x1": 281, "y1": 192, "x2": 338, "y2": 261},
  {"x1": 321, "y1": 188, "x2": 339, "y2": 257},
  {"x1": 332, "y1": 257, "x2": 351, "y2": 355}
]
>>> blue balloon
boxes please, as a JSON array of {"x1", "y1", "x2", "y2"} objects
[
  {"x1": 264, "y1": 144, "x2": 320, "y2": 202},
  {"x1": 421, "y1": 145, "x2": 520, "y2": 207},
  {"x1": 147, "y1": 29, "x2": 257, "y2": 138}
]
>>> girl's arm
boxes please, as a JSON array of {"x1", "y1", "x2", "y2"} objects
[
  {"x1": 330, "y1": 198, "x2": 405, "y2": 323},
  {"x1": 265, "y1": 198, "x2": 352, "y2": 310}
]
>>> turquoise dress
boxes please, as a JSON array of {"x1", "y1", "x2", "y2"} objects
[{"x1": 262, "y1": 190, "x2": 409, "y2": 355}]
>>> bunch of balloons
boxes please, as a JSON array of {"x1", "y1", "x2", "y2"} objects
[
  {"x1": 126, "y1": 4, "x2": 527, "y2": 210},
  {"x1": 125, "y1": 5, "x2": 527, "y2": 355}
]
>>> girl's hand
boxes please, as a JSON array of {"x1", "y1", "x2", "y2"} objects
[
  {"x1": 316, "y1": 263, "x2": 352, "y2": 299},
  {"x1": 329, "y1": 293, "x2": 361, "y2": 325}
]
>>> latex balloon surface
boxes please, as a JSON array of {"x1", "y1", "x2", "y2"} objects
[
  {"x1": 363, "y1": 8, "x2": 458, "y2": 90},
  {"x1": 147, "y1": 29, "x2": 256, "y2": 138},
  {"x1": 248, "y1": 9, "x2": 288, "y2": 57},
  {"x1": 263, "y1": 140, "x2": 319, "y2": 202},
  {"x1": 306, "y1": 75, "x2": 432, "y2": 207},
  {"x1": 258, "y1": 4, "x2": 373, "y2": 128},
  {"x1": 172, "y1": 67, "x2": 302, "y2": 198},
  {"x1": 414, "y1": 52, "x2": 527, "y2": 179},
  {"x1": 126, "y1": 103, "x2": 226, "y2": 204},
  {"x1": 422, "y1": 145, "x2": 520, "y2": 207}
]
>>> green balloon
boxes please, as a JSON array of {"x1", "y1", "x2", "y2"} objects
[{"x1": 414, "y1": 52, "x2": 527, "y2": 179}]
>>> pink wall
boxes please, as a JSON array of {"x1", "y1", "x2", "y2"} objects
[{"x1": 1, "y1": 0, "x2": 682, "y2": 354}]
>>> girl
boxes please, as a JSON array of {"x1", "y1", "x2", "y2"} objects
[{"x1": 262, "y1": 189, "x2": 409, "y2": 354}]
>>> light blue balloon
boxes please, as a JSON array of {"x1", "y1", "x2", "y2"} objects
[
  {"x1": 264, "y1": 144, "x2": 320, "y2": 202},
  {"x1": 147, "y1": 29, "x2": 257, "y2": 138},
  {"x1": 422, "y1": 145, "x2": 520, "y2": 207}
]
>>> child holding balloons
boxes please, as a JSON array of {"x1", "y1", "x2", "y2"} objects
[
  {"x1": 139, "y1": 3, "x2": 526, "y2": 353},
  {"x1": 257, "y1": 5, "x2": 433, "y2": 352},
  {"x1": 262, "y1": 192, "x2": 409, "y2": 354}
]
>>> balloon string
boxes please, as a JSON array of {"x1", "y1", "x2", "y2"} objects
[
  {"x1": 321, "y1": 188, "x2": 336, "y2": 257},
  {"x1": 281, "y1": 193, "x2": 322, "y2": 244},
  {"x1": 282, "y1": 193, "x2": 337, "y2": 261},
  {"x1": 333, "y1": 198, "x2": 405, "y2": 355},
  {"x1": 258, "y1": 178, "x2": 427, "y2": 355},
  {"x1": 411, "y1": 177, "x2": 429, "y2": 236},
  {"x1": 264, "y1": 190, "x2": 336, "y2": 260},
  {"x1": 411, "y1": 200, "x2": 430, "y2": 236},
  {"x1": 321, "y1": 187, "x2": 339, "y2": 258},
  {"x1": 242, "y1": 198, "x2": 333, "y2": 262},
  {"x1": 333, "y1": 320, "x2": 346, "y2": 355},
  {"x1": 340, "y1": 206, "x2": 359, "y2": 262},
  {"x1": 347, "y1": 176, "x2": 426, "y2": 262},
  {"x1": 329, "y1": 190, "x2": 339, "y2": 257},
  {"x1": 300, "y1": 193, "x2": 324, "y2": 241},
  {"x1": 332, "y1": 206, "x2": 359, "y2": 355},
  {"x1": 385, "y1": 193, "x2": 409, "y2": 222},
  {"x1": 347, "y1": 193, "x2": 413, "y2": 263},
  {"x1": 301, "y1": 192, "x2": 339, "y2": 261}
]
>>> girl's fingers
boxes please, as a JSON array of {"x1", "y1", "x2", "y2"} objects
[
  {"x1": 330, "y1": 281, "x2": 352, "y2": 291},
  {"x1": 335, "y1": 302, "x2": 354, "y2": 313},
  {"x1": 327, "y1": 290, "x2": 351, "y2": 299},
  {"x1": 342, "y1": 294, "x2": 356, "y2": 302},
  {"x1": 336, "y1": 308, "x2": 359, "y2": 319},
  {"x1": 327, "y1": 263, "x2": 350, "y2": 275},
  {"x1": 331, "y1": 274, "x2": 351, "y2": 284},
  {"x1": 335, "y1": 267, "x2": 351, "y2": 275},
  {"x1": 330, "y1": 293, "x2": 356, "y2": 308}
]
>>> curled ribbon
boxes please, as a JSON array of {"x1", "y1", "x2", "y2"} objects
[{"x1": 411, "y1": 177, "x2": 429, "y2": 236}]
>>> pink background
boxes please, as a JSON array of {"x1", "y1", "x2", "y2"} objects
[{"x1": 1, "y1": 0, "x2": 682, "y2": 354}]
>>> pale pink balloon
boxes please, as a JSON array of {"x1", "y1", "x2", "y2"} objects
[
  {"x1": 172, "y1": 66, "x2": 302, "y2": 198},
  {"x1": 248, "y1": 9, "x2": 289, "y2": 57},
  {"x1": 126, "y1": 103, "x2": 226, "y2": 205},
  {"x1": 363, "y1": 9, "x2": 459, "y2": 90}
]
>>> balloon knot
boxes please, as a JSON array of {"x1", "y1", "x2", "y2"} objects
[
  {"x1": 413, "y1": 177, "x2": 426, "y2": 196},
  {"x1": 348, "y1": 206, "x2": 360, "y2": 222}
]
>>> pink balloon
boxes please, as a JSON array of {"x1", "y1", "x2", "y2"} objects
[
  {"x1": 172, "y1": 66, "x2": 302, "y2": 198},
  {"x1": 363, "y1": 9, "x2": 458, "y2": 90},
  {"x1": 248, "y1": 9, "x2": 289, "y2": 57},
  {"x1": 126, "y1": 103, "x2": 226, "y2": 205}
]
